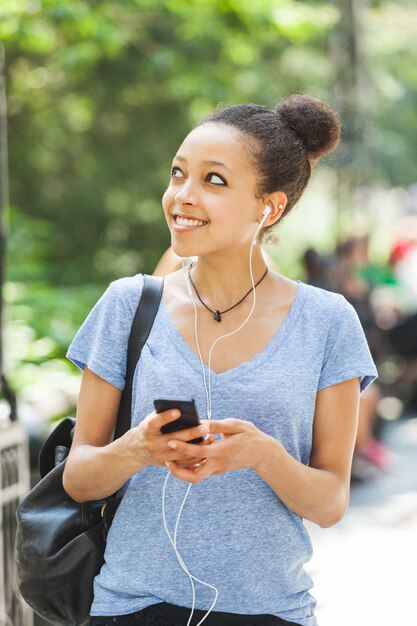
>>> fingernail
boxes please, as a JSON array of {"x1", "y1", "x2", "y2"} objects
[
  {"x1": 167, "y1": 441, "x2": 177, "y2": 449},
  {"x1": 171, "y1": 410, "x2": 179, "y2": 417}
]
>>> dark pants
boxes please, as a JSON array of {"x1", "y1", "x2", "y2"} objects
[{"x1": 90, "y1": 602, "x2": 301, "y2": 626}]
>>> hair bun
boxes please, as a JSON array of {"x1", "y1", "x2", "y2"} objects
[{"x1": 276, "y1": 94, "x2": 341, "y2": 159}]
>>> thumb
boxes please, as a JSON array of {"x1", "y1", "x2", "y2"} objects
[{"x1": 208, "y1": 419, "x2": 240, "y2": 435}]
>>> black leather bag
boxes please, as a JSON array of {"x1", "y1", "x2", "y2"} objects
[{"x1": 15, "y1": 274, "x2": 163, "y2": 626}]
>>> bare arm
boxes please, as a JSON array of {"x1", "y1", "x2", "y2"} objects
[
  {"x1": 252, "y1": 377, "x2": 360, "y2": 527},
  {"x1": 165, "y1": 377, "x2": 360, "y2": 528},
  {"x1": 63, "y1": 367, "x2": 211, "y2": 502}
]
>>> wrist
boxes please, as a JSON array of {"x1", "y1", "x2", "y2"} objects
[
  {"x1": 116, "y1": 428, "x2": 149, "y2": 473},
  {"x1": 251, "y1": 432, "x2": 285, "y2": 475}
]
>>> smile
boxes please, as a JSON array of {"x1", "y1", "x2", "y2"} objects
[{"x1": 173, "y1": 215, "x2": 208, "y2": 230}]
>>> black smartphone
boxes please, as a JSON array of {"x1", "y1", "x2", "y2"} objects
[{"x1": 154, "y1": 398, "x2": 204, "y2": 444}]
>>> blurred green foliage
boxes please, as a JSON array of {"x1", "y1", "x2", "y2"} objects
[{"x1": 1, "y1": 0, "x2": 416, "y2": 418}]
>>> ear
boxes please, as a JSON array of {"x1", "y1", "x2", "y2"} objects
[{"x1": 259, "y1": 191, "x2": 287, "y2": 227}]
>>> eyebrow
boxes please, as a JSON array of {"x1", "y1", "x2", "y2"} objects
[{"x1": 175, "y1": 155, "x2": 231, "y2": 172}]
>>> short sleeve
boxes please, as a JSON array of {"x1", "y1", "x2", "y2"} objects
[
  {"x1": 318, "y1": 295, "x2": 378, "y2": 393},
  {"x1": 66, "y1": 275, "x2": 144, "y2": 390}
]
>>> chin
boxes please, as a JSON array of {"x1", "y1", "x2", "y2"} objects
[
  {"x1": 174, "y1": 252, "x2": 198, "y2": 264},
  {"x1": 171, "y1": 241, "x2": 198, "y2": 260}
]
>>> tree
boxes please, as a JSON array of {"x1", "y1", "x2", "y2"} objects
[{"x1": 2, "y1": 0, "x2": 340, "y2": 285}]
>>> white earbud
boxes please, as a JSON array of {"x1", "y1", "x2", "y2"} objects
[
  {"x1": 259, "y1": 205, "x2": 272, "y2": 228},
  {"x1": 252, "y1": 205, "x2": 272, "y2": 246}
]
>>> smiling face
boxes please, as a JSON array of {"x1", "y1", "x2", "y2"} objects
[{"x1": 162, "y1": 122, "x2": 262, "y2": 259}]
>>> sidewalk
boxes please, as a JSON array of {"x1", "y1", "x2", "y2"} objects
[{"x1": 305, "y1": 417, "x2": 417, "y2": 625}]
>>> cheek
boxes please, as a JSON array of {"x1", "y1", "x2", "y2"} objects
[{"x1": 162, "y1": 188, "x2": 173, "y2": 215}]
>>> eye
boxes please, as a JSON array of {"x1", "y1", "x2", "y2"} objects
[
  {"x1": 206, "y1": 172, "x2": 227, "y2": 186},
  {"x1": 170, "y1": 166, "x2": 184, "y2": 179}
]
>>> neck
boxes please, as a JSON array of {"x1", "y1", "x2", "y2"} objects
[{"x1": 188, "y1": 246, "x2": 268, "y2": 312}]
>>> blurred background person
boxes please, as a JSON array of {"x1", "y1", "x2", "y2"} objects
[
  {"x1": 386, "y1": 218, "x2": 417, "y2": 415},
  {"x1": 303, "y1": 237, "x2": 391, "y2": 479},
  {"x1": 302, "y1": 248, "x2": 332, "y2": 290}
]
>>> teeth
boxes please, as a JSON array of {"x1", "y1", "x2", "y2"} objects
[{"x1": 175, "y1": 216, "x2": 207, "y2": 227}]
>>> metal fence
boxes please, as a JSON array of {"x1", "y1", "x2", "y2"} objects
[
  {"x1": 1, "y1": 39, "x2": 35, "y2": 626},
  {"x1": 0, "y1": 421, "x2": 33, "y2": 626}
]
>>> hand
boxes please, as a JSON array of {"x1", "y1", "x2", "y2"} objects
[
  {"x1": 134, "y1": 410, "x2": 214, "y2": 469},
  {"x1": 165, "y1": 418, "x2": 265, "y2": 483}
]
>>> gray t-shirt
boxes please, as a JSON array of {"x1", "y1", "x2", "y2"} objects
[{"x1": 67, "y1": 274, "x2": 378, "y2": 626}]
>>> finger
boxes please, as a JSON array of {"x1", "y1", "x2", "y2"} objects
[
  {"x1": 166, "y1": 461, "x2": 210, "y2": 484},
  {"x1": 191, "y1": 458, "x2": 207, "y2": 468},
  {"x1": 150, "y1": 409, "x2": 181, "y2": 432},
  {"x1": 161, "y1": 433, "x2": 216, "y2": 466},
  {"x1": 161, "y1": 423, "x2": 209, "y2": 444},
  {"x1": 167, "y1": 439, "x2": 217, "y2": 458},
  {"x1": 165, "y1": 452, "x2": 206, "y2": 464},
  {"x1": 176, "y1": 458, "x2": 207, "y2": 470},
  {"x1": 200, "y1": 435, "x2": 216, "y2": 446},
  {"x1": 176, "y1": 453, "x2": 207, "y2": 464},
  {"x1": 208, "y1": 419, "x2": 243, "y2": 435}
]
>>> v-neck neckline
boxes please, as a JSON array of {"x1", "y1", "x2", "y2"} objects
[{"x1": 158, "y1": 280, "x2": 306, "y2": 380}]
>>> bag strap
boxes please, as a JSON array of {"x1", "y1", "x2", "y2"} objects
[{"x1": 114, "y1": 274, "x2": 164, "y2": 440}]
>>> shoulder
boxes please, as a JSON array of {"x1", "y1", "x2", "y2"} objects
[
  {"x1": 300, "y1": 282, "x2": 370, "y2": 359},
  {"x1": 162, "y1": 268, "x2": 190, "y2": 306},
  {"x1": 299, "y1": 281, "x2": 349, "y2": 318},
  {"x1": 104, "y1": 274, "x2": 145, "y2": 316},
  {"x1": 296, "y1": 281, "x2": 362, "y2": 341},
  {"x1": 108, "y1": 273, "x2": 144, "y2": 295}
]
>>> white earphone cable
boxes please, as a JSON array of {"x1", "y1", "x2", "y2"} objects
[
  {"x1": 161, "y1": 218, "x2": 265, "y2": 625},
  {"x1": 162, "y1": 473, "x2": 218, "y2": 626}
]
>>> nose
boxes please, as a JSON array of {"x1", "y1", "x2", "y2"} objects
[{"x1": 174, "y1": 178, "x2": 198, "y2": 207}]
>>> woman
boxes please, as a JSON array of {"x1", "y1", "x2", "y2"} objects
[{"x1": 64, "y1": 95, "x2": 378, "y2": 626}]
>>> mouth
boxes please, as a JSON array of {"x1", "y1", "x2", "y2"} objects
[{"x1": 172, "y1": 214, "x2": 208, "y2": 231}]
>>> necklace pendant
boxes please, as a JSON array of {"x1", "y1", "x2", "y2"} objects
[{"x1": 213, "y1": 310, "x2": 222, "y2": 322}]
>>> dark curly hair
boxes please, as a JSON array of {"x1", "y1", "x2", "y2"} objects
[{"x1": 199, "y1": 94, "x2": 341, "y2": 239}]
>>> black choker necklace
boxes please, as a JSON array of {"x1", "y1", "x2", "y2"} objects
[{"x1": 187, "y1": 263, "x2": 268, "y2": 322}]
